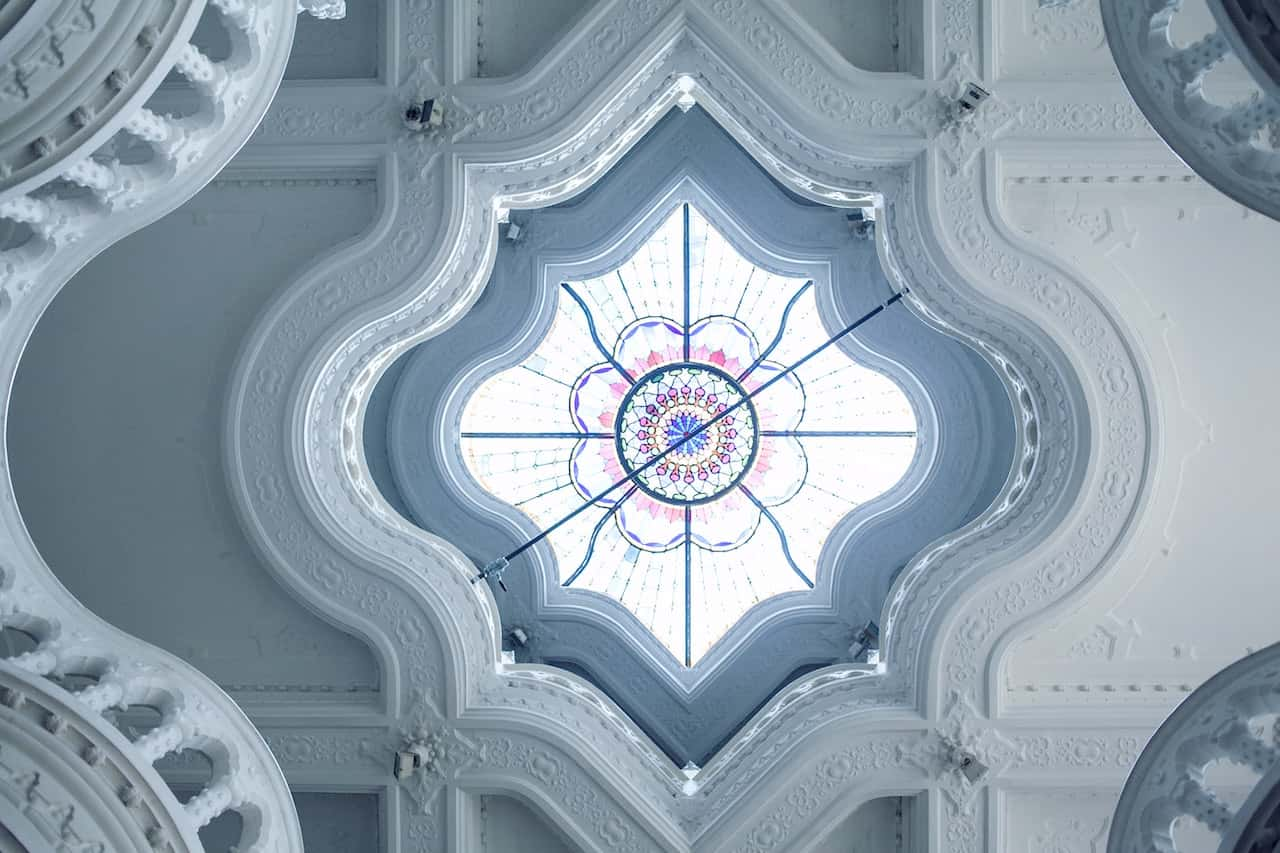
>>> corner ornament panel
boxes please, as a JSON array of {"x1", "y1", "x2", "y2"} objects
[{"x1": 224, "y1": 4, "x2": 1154, "y2": 849}]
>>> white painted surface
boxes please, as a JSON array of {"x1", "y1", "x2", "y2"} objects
[
  {"x1": 9, "y1": 177, "x2": 380, "y2": 693},
  {"x1": 482, "y1": 796, "x2": 580, "y2": 852},
  {"x1": 782, "y1": 0, "x2": 900, "y2": 72},
  {"x1": 475, "y1": 0, "x2": 594, "y2": 77},
  {"x1": 1004, "y1": 185, "x2": 1280, "y2": 699},
  {"x1": 811, "y1": 797, "x2": 907, "y2": 852}
]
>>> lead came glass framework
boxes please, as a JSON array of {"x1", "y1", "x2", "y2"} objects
[{"x1": 460, "y1": 203, "x2": 918, "y2": 667}]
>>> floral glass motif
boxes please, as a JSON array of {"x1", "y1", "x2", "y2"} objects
[{"x1": 461, "y1": 203, "x2": 917, "y2": 666}]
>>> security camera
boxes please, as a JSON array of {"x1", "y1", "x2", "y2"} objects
[
  {"x1": 392, "y1": 736, "x2": 441, "y2": 780},
  {"x1": 955, "y1": 750, "x2": 989, "y2": 783},
  {"x1": 941, "y1": 737, "x2": 989, "y2": 784},
  {"x1": 846, "y1": 209, "x2": 876, "y2": 241},
  {"x1": 848, "y1": 620, "x2": 879, "y2": 661},
  {"x1": 393, "y1": 749, "x2": 419, "y2": 780},
  {"x1": 956, "y1": 82, "x2": 990, "y2": 115},
  {"x1": 403, "y1": 98, "x2": 444, "y2": 132}
]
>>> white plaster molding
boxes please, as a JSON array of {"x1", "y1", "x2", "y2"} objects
[
  {"x1": 1101, "y1": 0, "x2": 1280, "y2": 220},
  {"x1": 297, "y1": 0, "x2": 345, "y2": 18},
  {"x1": 994, "y1": 183, "x2": 1280, "y2": 723},
  {"x1": 0, "y1": 1, "x2": 322, "y2": 850},
  {"x1": 1110, "y1": 643, "x2": 1280, "y2": 853},
  {"x1": 0, "y1": 662, "x2": 192, "y2": 853},
  {"x1": 0, "y1": 0, "x2": 206, "y2": 201},
  {"x1": 218, "y1": 1, "x2": 1162, "y2": 850}
]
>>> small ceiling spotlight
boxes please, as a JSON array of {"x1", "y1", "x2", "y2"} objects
[
  {"x1": 675, "y1": 75, "x2": 698, "y2": 113},
  {"x1": 504, "y1": 221, "x2": 523, "y2": 242},
  {"x1": 403, "y1": 97, "x2": 444, "y2": 132}
]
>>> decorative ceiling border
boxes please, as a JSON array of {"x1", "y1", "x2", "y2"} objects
[
  {"x1": 399, "y1": 158, "x2": 962, "y2": 691},
  {"x1": 0, "y1": 1, "x2": 311, "y2": 849},
  {"x1": 221, "y1": 3, "x2": 1156, "y2": 851}
]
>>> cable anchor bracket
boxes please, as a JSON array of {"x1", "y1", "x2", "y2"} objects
[{"x1": 472, "y1": 557, "x2": 510, "y2": 592}]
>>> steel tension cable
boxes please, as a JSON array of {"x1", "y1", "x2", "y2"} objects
[{"x1": 471, "y1": 288, "x2": 910, "y2": 591}]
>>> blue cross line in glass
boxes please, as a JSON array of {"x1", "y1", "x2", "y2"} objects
[
  {"x1": 666, "y1": 413, "x2": 708, "y2": 456},
  {"x1": 461, "y1": 198, "x2": 918, "y2": 668}
]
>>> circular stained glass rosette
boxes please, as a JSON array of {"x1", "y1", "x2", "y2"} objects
[{"x1": 614, "y1": 363, "x2": 759, "y2": 504}]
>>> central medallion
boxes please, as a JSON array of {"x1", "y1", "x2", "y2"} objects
[{"x1": 614, "y1": 362, "x2": 760, "y2": 504}]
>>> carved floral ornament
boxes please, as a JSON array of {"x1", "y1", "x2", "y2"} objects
[{"x1": 220, "y1": 4, "x2": 1153, "y2": 849}]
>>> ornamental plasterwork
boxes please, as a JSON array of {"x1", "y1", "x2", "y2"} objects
[
  {"x1": 373, "y1": 99, "x2": 1027, "y2": 771},
  {"x1": 187, "y1": 0, "x2": 1162, "y2": 849},
  {"x1": 0, "y1": 3, "x2": 313, "y2": 850}
]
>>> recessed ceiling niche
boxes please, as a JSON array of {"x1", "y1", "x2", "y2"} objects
[
  {"x1": 782, "y1": 0, "x2": 922, "y2": 74},
  {"x1": 364, "y1": 107, "x2": 1014, "y2": 766},
  {"x1": 466, "y1": 0, "x2": 597, "y2": 78}
]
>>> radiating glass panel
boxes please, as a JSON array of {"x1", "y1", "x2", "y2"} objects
[{"x1": 459, "y1": 202, "x2": 918, "y2": 667}]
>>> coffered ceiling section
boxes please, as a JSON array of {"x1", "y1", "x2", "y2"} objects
[
  {"x1": 782, "y1": 0, "x2": 919, "y2": 73},
  {"x1": 995, "y1": 0, "x2": 1251, "y2": 85},
  {"x1": 8, "y1": 174, "x2": 381, "y2": 697},
  {"x1": 287, "y1": 4, "x2": 382, "y2": 80},
  {"x1": 468, "y1": 0, "x2": 597, "y2": 78}
]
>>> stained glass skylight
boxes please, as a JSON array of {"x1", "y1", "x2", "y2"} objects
[{"x1": 460, "y1": 203, "x2": 917, "y2": 667}]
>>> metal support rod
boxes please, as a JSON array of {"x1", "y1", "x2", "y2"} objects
[{"x1": 471, "y1": 288, "x2": 909, "y2": 588}]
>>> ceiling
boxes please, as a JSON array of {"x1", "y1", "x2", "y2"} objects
[
  {"x1": 6, "y1": 0, "x2": 1280, "y2": 850},
  {"x1": 364, "y1": 106, "x2": 1015, "y2": 767}
]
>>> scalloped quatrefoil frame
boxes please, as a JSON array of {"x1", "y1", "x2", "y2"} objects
[{"x1": 222, "y1": 13, "x2": 1153, "y2": 853}]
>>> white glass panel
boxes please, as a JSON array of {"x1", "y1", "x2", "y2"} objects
[{"x1": 459, "y1": 203, "x2": 918, "y2": 668}]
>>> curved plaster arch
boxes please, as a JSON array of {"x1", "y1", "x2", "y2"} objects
[
  {"x1": 223, "y1": 5, "x2": 1155, "y2": 851},
  {"x1": 0, "y1": 2, "x2": 310, "y2": 849}
]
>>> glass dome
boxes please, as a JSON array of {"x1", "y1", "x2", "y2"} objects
[{"x1": 460, "y1": 202, "x2": 917, "y2": 665}]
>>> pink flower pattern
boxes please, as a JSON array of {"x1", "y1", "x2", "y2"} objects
[{"x1": 569, "y1": 315, "x2": 807, "y2": 552}]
